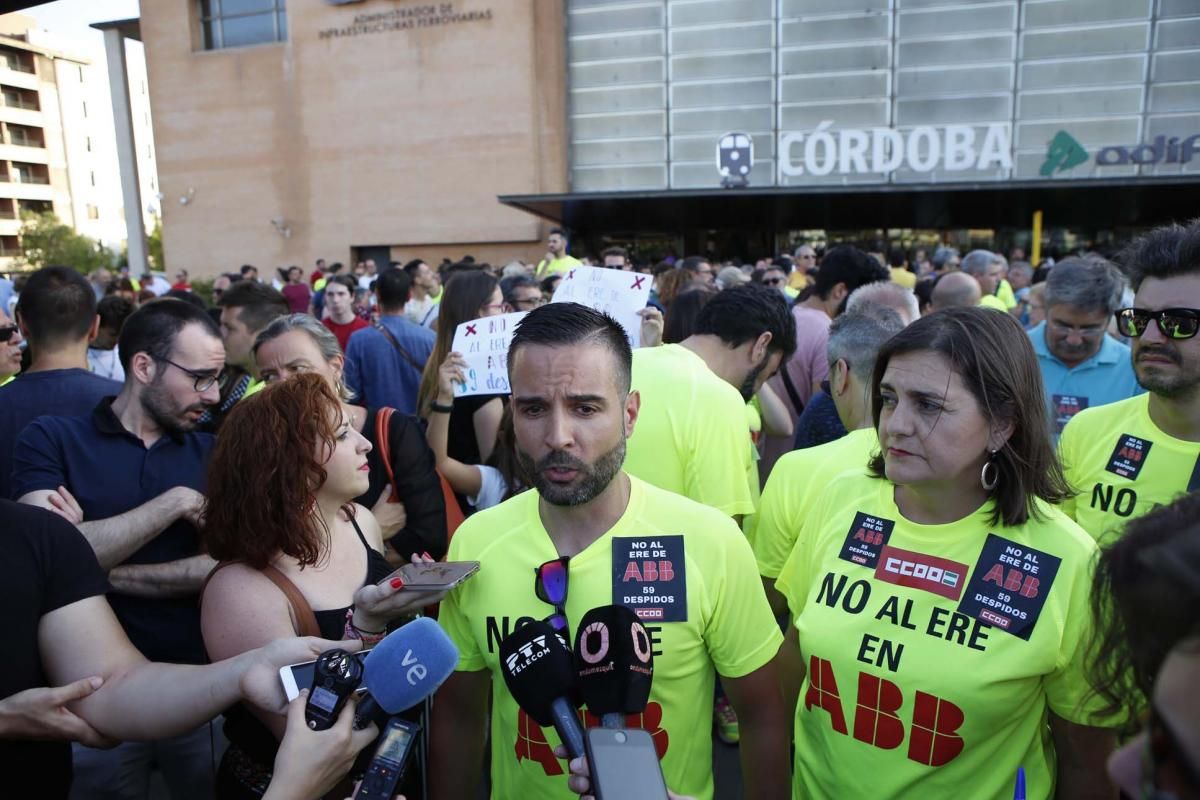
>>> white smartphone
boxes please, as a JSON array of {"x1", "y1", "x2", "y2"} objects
[
  {"x1": 278, "y1": 649, "x2": 370, "y2": 702},
  {"x1": 377, "y1": 560, "x2": 480, "y2": 592}
]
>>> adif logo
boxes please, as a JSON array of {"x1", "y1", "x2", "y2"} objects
[
  {"x1": 874, "y1": 546, "x2": 968, "y2": 601},
  {"x1": 504, "y1": 634, "x2": 549, "y2": 675},
  {"x1": 1040, "y1": 131, "x2": 1089, "y2": 176}
]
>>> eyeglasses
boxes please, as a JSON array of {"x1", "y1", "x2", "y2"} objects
[
  {"x1": 535, "y1": 557, "x2": 570, "y2": 635},
  {"x1": 0, "y1": 324, "x2": 17, "y2": 343},
  {"x1": 155, "y1": 356, "x2": 220, "y2": 392},
  {"x1": 513, "y1": 296, "x2": 547, "y2": 309},
  {"x1": 763, "y1": 277, "x2": 784, "y2": 286},
  {"x1": 1047, "y1": 319, "x2": 1107, "y2": 340},
  {"x1": 1116, "y1": 308, "x2": 1200, "y2": 340}
]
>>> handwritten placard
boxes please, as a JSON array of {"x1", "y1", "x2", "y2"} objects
[
  {"x1": 550, "y1": 266, "x2": 652, "y2": 347},
  {"x1": 450, "y1": 311, "x2": 526, "y2": 397}
]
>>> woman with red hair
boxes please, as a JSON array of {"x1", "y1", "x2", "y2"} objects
[{"x1": 200, "y1": 373, "x2": 440, "y2": 798}]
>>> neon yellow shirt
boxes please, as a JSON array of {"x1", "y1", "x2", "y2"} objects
[
  {"x1": 624, "y1": 344, "x2": 755, "y2": 517},
  {"x1": 753, "y1": 427, "x2": 878, "y2": 579},
  {"x1": 978, "y1": 294, "x2": 1008, "y2": 311},
  {"x1": 535, "y1": 255, "x2": 582, "y2": 279},
  {"x1": 776, "y1": 474, "x2": 1104, "y2": 800},
  {"x1": 1059, "y1": 393, "x2": 1200, "y2": 545},
  {"x1": 242, "y1": 377, "x2": 265, "y2": 399},
  {"x1": 742, "y1": 399, "x2": 763, "y2": 544},
  {"x1": 890, "y1": 267, "x2": 917, "y2": 289},
  {"x1": 439, "y1": 475, "x2": 782, "y2": 800},
  {"x1": 997, "y1": 278, "x2": 1017, "y2": 310},
  {"x1": 0, "y1": 374, "x2": 13, "y2": 387}
]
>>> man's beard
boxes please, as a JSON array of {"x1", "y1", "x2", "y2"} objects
[
  {"x1": 1134, "y1": 342, "x2": 1200, "y2": 400},
  {"x1": 517, "y1": 438, "x2": 627, "y2": 507},
  {"x1": 739, "y1": 354, "x2": 771, "y2": 402},
  {"x1": 141, "y1": 377, "x2": 206, "y2": 435}
]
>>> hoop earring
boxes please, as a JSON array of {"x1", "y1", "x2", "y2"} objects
[{"x1": 980, "y1": 450, "x2": 999, "y2": 491}]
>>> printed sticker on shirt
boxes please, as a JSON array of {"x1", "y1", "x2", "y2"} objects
[
  {"x1": 837, "y1": 512, "x2": 895, "y2": 569},
  {"x1": 1104, "y1": 434, "x2": 1152, "y2": 480},
  {"x1": 874, "y1": 545, "x2": 969, "y2": 601},
  {"x1": 1052, "y1": 394, "x2": 1088, "y2": 434},
  {"x1": 956, "y1": 535, "x2": 1061, "y2": 641},
  {"x1": 613, "y1": 536, "x2": 687, "y2": 623}
]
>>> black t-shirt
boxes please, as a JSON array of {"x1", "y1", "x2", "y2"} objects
[
  {"x1": 447, "y1": 393, "x2": 505, "y2": 514},
  {"x1": 355, "y1": 407, "x2": 448, "y2": 560},
  {"x1": 0, "y1": 500, "x2": 111, "y2": 799}
]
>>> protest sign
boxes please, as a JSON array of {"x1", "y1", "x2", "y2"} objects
[
  {"x1": 450, "y1": 311, "x2": 526, "y2": 397},
  {"x1": 551, "y1": 266, "x2": 652, "y2": 347}
]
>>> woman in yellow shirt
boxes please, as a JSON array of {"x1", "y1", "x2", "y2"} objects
[{"x1": 776, "y1": 307, "x2": 1115, "y2": 799}]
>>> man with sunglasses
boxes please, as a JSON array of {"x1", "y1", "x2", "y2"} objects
[
  {"x1": 0, "y1": 306, "x2": 21, "y2": 386},
  {"x1": 0, "y1": 267, "x2": 122, "y2": 501},
  {"x1": 430, "y1": 303, "x2": 789, "y2": 800},
  {"x1": 1059, "y1": 220, "x2": 1200, "y2": 544},
  {"x1": 1029, "y1": 256, "x2": 1143, "y2": 439},
  {"x1": 12, "y1": 299, "x2": 225, "y2": 800}
]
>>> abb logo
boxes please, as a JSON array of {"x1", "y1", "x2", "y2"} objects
[
  {"x1": 980, "y1": 565, "x2": 1040, "y2": 599},
  {"x1": 1117, "y1": 445, "x2": 1144, "y2": 462},
  {"x1": 874, "y1": 546, "x2": 967, "y2": 601},
  {"x1": 805, "y1": 655, "x2": 965, "y2": 767},
  {"x1": 853, "y1": 527, "x2": 885, "y2": 546},
  {"x1": 514, "y1": 702, "x2": 669, "y2": 775},
  {"x1": 622, "y1": 561, "x2": 675, "y2": 582}
]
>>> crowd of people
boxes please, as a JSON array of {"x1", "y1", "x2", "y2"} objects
[{"x1": 0, "y1": 217, "x2": 1198, "y2": 800}]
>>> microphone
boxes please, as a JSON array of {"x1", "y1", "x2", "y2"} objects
[
  {"x1": 573, "y1": 605, "x2": 654, "y2": 729},
  {"x1": 498, "y1": 620, "x2": 586, "y2": 760},
  {"x1": 353, "y1": 616, "x2": 459, "y2": 730}
]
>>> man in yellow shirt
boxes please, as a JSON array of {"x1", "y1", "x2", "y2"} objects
[
  {"x1": 535, "y1": 227, "x2": 583, "y2": 279},
  {"x1": 755, "y1": 306, "x2": 906, "y2": 614},
  {"x1": 1059, "y1": 220, "x2": 1200, "y2": 543},
  {"x1": 429, "y1": 302, "x2": 789, "y2": 800},
  {"x1": 624, "y1": 283, "x2": 797, "y2": 519},
  {"x1": 962, "y1": 249, "x2": 1009, "y2": 311}
]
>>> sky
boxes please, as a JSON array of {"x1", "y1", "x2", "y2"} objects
[{"x1": 21, "y1": 0, "x2": 140, "y2": 53}]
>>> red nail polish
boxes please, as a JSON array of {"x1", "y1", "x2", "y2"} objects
[
  {"x1": 421, "y1": 551, "x2": 432, "y2": 560},
  {"x1": 390, "y1": 577, "x2": 404, "y2": 589}
]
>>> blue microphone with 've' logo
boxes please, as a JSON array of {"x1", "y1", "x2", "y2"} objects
[{"x1": 352, "y1": 616, "x2": 458, "y2": 730}]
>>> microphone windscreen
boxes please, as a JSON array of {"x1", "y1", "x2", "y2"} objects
[
  {"x1": 361, "y1": 617, "x2": 458, "y2": 714},
  {"x1": 573, "y1": 605, "x2": 654, "y2": 717},
  {"x1": 498, "y1": 620, "x2": 576, "y2": 728}
]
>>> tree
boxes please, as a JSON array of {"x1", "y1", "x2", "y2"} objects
[
  {"x1": 19, "y1": 212, "x2": 114, "y2": 273},
  {"x1": 147, "y1": 216, "x2": 164, "y2": 271}
]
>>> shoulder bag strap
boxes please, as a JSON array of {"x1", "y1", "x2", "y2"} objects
[
  {"x1": 202, "y1": 560, "x2": 321, "y2": 638},
  {"x1": 375, "y1": 406, "x2": 399, "y2": 496},
  {"x1": 260, "y1": 564, "x2": 321, "y2": 638},
  {"x1": 778, "y1": 365, "x2": 805, "y2": 417},
  {"x1": 374, "y1": 321, "x2": 424, "y2": 372}
]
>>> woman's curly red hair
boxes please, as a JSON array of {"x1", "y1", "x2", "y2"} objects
[{"x1": 203, "y1": 373, "x2": 342, "y2": 569}]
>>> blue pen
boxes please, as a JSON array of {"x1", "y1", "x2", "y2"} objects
[{"x1": 1013, "y1": 766, "x2": 1026, "y2": 800}]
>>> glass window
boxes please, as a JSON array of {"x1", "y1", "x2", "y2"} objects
[{"x1": 199, "y1": 0, "x2": 287, "y2": 50}]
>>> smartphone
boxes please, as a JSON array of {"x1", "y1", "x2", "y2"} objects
[
  {"x1": 279, "y1": 649, "x2": 370, "y2": 702},
  {"x1": 585, "y1": 728, "x2": 670, "y2": 800},
  {"x1": 377, "y1": 560, "x2": 480, "y2": 591}
]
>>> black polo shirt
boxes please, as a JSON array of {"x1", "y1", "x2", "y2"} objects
[{"x1": 11, "y1": 399, "x2": 214, "y2": 664}]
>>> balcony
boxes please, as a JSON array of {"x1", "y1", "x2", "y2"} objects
[
  {"x1": 0, "y1": 68, "x2": 38, "y2": 91},
  {"x1": 0, "y1": 180, "x2": 53, "y2": 201},
  {"x1": 0, "y1": 143, "x2": 47, "y2": 164}
]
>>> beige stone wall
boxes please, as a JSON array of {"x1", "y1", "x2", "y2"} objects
[{"x1": 140, "y1": 0, "x2": 566, "y2": 279}]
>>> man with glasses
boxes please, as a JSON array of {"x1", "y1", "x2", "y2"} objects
[
  {"x1": 0, "y1": 305, "x2": 21, "y2": 386},
  {"x1": 13, "y1": 299, "x2": 224, "y2": 799},
  {"x1": 1029, "y1": 256, "x2": 1142, "y2": 439},
  {"x1": 0, "y1": 267, "x2": 122, "y2": 501},
  {"x1": 1060, "y1": 220, "x2": 1200, "y2": 545},
  {"x1": 501, "y1": 274, "x2": 546, "y2": 312},
  {"x1": 430, "y1": 302, "x2": 789, "y2": 800}
]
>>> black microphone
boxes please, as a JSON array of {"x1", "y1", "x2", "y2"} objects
[
  {"x1": 499, "y1": 620, "x2": 587, "y2": 760},
  {"x1": 573, "y1": 605, "x2": 654, "y2": 729}
]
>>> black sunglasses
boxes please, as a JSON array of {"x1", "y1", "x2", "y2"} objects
[
  {"x1": 535, "y1": 557, "x2": 570, "y2": 635},
  {"x1": 763, "y1": 277, "x2": 784, "y2": 286},
  {"x1": 0, "y1": 324, "x2": 17, "y2": 343},
  {"x1": 1116, "y1": 308, "x2": 1200, "y2": 340}
]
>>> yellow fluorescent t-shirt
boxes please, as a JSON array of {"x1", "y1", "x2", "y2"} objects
[
  {"x1": 775, "y1": 473, "x2": 1104, "y2": 800},
  {"x1": 1058, "y1": 393, "x2": 1200, "y2": 544},
  {"x1": 754, "y1": 427, "x2": 878, "y2": 579},
  {"x1": 624, "y1": 344, "x2": 755, "y2": 517},
  {"x1": 439, "y1": 475, "x2": 782, "y2": 800}
]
